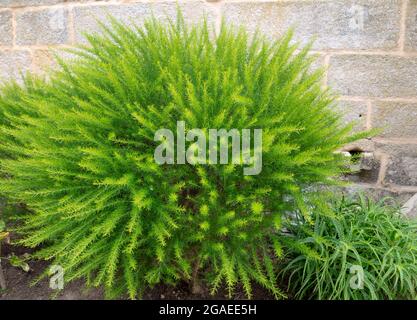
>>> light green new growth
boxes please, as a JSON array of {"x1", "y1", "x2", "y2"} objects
[{"x1": 0, "y1": 13, "x2": 364, "y2": 299}]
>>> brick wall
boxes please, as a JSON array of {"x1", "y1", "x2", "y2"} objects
[{"x1": 0, "y1": 0, "x2": 416, "y2": 201}]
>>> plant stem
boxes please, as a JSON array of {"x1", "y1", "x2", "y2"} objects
[{"x1": 191, "y1": 256, "x2": 202, "y2": 295}]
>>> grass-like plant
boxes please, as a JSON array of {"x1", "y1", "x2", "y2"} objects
[
  {"x1": 280, "y1": 195, "x2": 417, "y2": 300},
  {"x1": 0, "y1": 13, "x2": 363, "y2": 299}
]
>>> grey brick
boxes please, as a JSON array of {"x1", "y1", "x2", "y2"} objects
[
  {"x1": 328, "y1": 55, "x2": 417, "y2": 98},
  {"x1": 16, "y1": 8, "x2": 69, "y2": 45},
  {"x1": 222, "y1": 0, "x2": 401, "y2": 50},
  {"x1": 337, "y1": 101, "x2": 374, "y2": 162},
  {"x1": 405, "y1": 0, "x2": 417, "y2": 51},
  {"x1": 0, "y1": 50, "x2": 32, "y2": 81},
  {"x1": 340, "y1": 184, "x2": 414, "y2": 205},
  {"x1": 376, "y1": 143, "x2": 417, "y2": 186},
  {"x1": 0, "y1": 10, "x2": 13, "y2": 46},
  {"x1": 401, "y1": 193, "x2": 417, "y2": 218},
  {"x1": 336, "y1": 100, "x2": 367, "y2": 133},
  {"x1": 32, "y1": 48, "x2": 78, "y2": 74},
  {"x1": 73, "y1": 1, "x2": 217, "y2": 44},
  {"x1": 372, "y1": 102, "x2": 417, "y2": 138},
  {"x1": 32, "y1": 49, "x2": 53, "y2": 74},
  {"x1": 0, "y1": 0, "x2": 64, "y2": 8},
  {"x1": 341, "y1": 139, "x2": 376, "y2": 154}
]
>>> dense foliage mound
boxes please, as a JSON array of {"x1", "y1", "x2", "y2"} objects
[
  {"x1": 0, "y1": 15, "x2": 361, "y2": 298},
  {"x1": 281, "y1": 196, "x2": 417, "y2": 300}
]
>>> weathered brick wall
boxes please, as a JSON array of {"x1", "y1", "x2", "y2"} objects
[{"x1": 0, "y1": 0, "x2": 416, "y2": 201}]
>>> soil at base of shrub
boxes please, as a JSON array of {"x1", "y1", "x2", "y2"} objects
[{"x1": 0, "y1": 243, "x2": 276, "y2": 300}]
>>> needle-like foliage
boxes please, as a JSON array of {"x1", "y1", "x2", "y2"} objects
[{"x1": 0, "y1": 13, "x2": 362, "y2": 299}]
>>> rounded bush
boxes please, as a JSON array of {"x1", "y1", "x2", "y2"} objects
[{"x1": 0, "y1": 16, "x2": 359, "y2": 298}]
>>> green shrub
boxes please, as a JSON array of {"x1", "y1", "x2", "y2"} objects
[
  {"x1": 280, "y1": 195, "x2": 417, "y2": 300},
  {"x1": 0, "y1": 14, "x2": 362, "y2": 299}
]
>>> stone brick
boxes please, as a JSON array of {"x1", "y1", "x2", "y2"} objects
[
  {"x1": 342, "y1": 139, "x2": 376, "y2": 153},
  {"x1": 32, "y1": 48, "x2": 77, "y2": 74},
  {"x1": 32, "y1": 49, "x2": 62, "y2": 75},
  {"x1": 0, "y1": 10, "x2": 13, "y2": 46},
  {"x1": 376, "y1": 143, "x2": 417, "y2": 186},
  {"x1": 336, "y1": 100, "x2": 368, "y2": 133},
  {"x1": 0, "y1": 50, "x2": 32, "y2": 81},
  {"x1": 0, "y1": 0, "x2": 64, "y2": 7},
  {"x1": 401, "y1": 193, "x2": 417, "y2": 218},
  {"x1": 340, "y1": 184, "x2": 414, "y2": 205},
  {"x1": 372, "y1": 101, "x2": 417, "y2": 138},
  {"x1": 328, "y1": 55, "x2": 417, "y2": 98},
  {"x1": 73, "y1": 1, "x2": 217, "y2": 44},
  {"x1": 405, "y1": 0, "x2": 417, "y2": 51},
  {"x1": 222, "y1": 0, "x2": 401, "y2": 50},
  {"x1": 16, "y1": 8, "x2": 69, "y2": 45}
]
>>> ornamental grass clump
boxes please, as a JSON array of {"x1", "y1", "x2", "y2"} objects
[
  {"x1": 0, "y1": 14, "x2": 364, "y2": 299},
  {"x1": 280, "y1": 196, "x2": 417, "y2": 300}
]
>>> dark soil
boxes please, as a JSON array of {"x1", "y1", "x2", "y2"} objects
[{"x1": 0, "y1": 242, "x2": 275, "y2": 300}]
